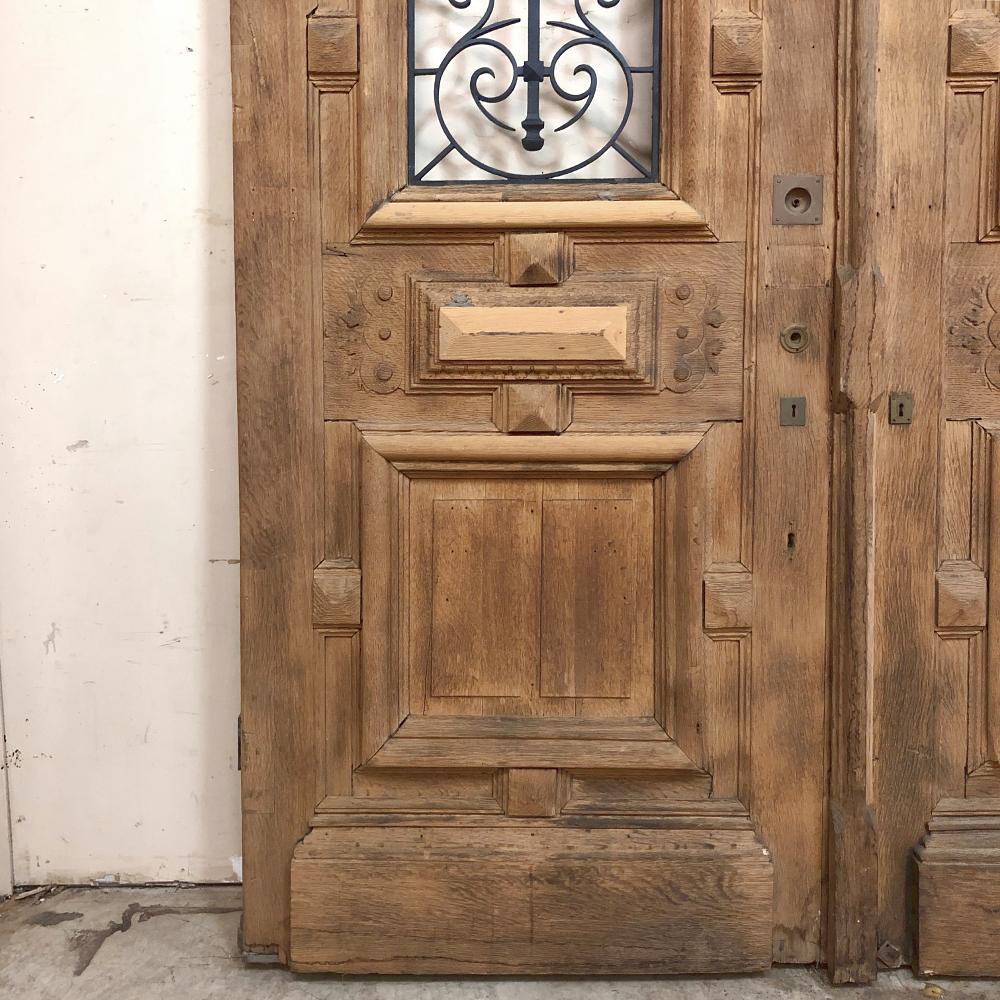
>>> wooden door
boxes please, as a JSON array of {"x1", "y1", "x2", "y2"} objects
[
  {"x1": 233, "y1": 0, "x2": 838, "y2": 976},
  {"x1": 898, "y1": 1, "x2": 1000, "y2": 980}
]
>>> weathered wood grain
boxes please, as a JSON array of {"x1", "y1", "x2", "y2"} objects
[
  {"x1": 312, "y1": 565, "x2": 361, "y2": 628},
  {"x1": 505, "y1": 769, "x2": 561, "y2": 818},
  {"x1": 438, "y1": 306, "x2": 629, "y2": 363},
  {"x1": 365, "y1": 736, "x2": 698, "y2": 772},
  {"x1": 949, "y1": 11, "x2": 1000, "y2": 75},
  {"x1": 507, "y1": 232, "x2": 568, "y2": 286},
  {"x1": 290, "y1": 826, "x2": 773, "y2": 974},
  {"x1": 866, "y1": 1, "x2": 953, "y2": 966},
  {"x1": 307, "y1": 16, "x2": 358, "y2": 77},
  {"x1": 712, "y1": 13, "x2": 764, "y2": 78},
  {"x1": 752, "y1": 0, "x2": 837, "y2": 967},
  {"x1": 232, "y1": 0, "x2": 319, "y2": 962}
]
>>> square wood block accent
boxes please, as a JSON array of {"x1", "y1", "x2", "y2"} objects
[
  {"x1": 505, "y1": 769, "x2": 561, "y2": 818},
  {"x1": 507, "y1": 232, "x2": 569, "y2": 286},
  {"x1": 712, "y1": 13, "x2": 763, "y2": 77},
  {"x1": 499, "y1": 383, "x2": 570, "y2": 434},
  {"x1": 936, "y1": 559, "x2": 987, "y2": 630},
  {"x1": 704, "y1": 570, "x2": 753, "y2": 634},
  {"x1": 949, "y1": 11, "x2": 1000, "y2": 76}
]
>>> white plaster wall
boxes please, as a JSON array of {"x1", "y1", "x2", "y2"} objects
[{"x1": 0, "y1": 0, "x2": 241, "y2": 884}]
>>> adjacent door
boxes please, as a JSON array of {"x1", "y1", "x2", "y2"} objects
[{"x1": 235, "y1": 0, "x2": 851, "y2": 977}]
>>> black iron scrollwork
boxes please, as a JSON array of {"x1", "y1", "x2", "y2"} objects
[{"x1": 409, "y1": 0, "x2": 661, "y2": 183}]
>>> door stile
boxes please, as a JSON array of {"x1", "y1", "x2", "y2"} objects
[
  {"x1": 828, "y1": 0, "x2": 953, "y2": 977},
  {"x1": 826, "y1": 0, "x2": 880, "y2": 982},
  {"x1": 233, "y1": 0, "x2": 324, "y2": 962},
  {"x1": 751, "y1": 0, "x2": 837, "y2": 966},
  {"x1": 867, "y1": 1, "x2": 951, "y2": 967}
]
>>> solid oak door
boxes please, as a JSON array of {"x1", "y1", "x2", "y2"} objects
[{"x1": 234, "y1": 0, "x2": 837, "y2": 975}]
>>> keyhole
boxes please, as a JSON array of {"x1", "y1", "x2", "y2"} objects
[
  {"x1": 791, "y1": 403, "x2": 798, "y2": 418},
  {"x1": 784, "y1": 186, "x2": 813, "y2": 215}
]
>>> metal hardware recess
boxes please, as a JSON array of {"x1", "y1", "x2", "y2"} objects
[
  {"x1": 779, "y1": 397, "x2": 807, "y2": 426},
  {"x1": 237, "y1": 714, "x2": 243, "y2": 772},
  {"x1": 780, "y1": 324, "x2": 810, "y2": 354},
  {"x1": 772, "y1": 174, "x2": 824, "y2": 226},
  {"x1": 889, "y1": 392, "x2": 914, "y2": 426},
  {"x1": 243, "y1": 950, "x2": 282, "y2": 966}
]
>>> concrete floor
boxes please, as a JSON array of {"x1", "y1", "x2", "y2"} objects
[{"x1": 2, "y1": 887, "x2": 999, "y2": 1000}]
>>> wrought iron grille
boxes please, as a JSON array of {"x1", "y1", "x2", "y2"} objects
[{"x1": 408, "y1": 0, "x2": 662, "y2": 184}]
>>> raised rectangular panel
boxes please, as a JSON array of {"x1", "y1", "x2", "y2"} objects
[
  {"x1": 430, "y1": 497, "x2": 540, "y2": 698},
  {"x1": 439, "y1": 306, "x2": 628, "y2": 363},
  {"x1": 407, "y1": 475, "x2": 658, "y2": 719},
  {"x1": 411, "y1": 276, "x2": 656, "y2": 388},
  {"x1": 540, "y1": 497, "x2": 639, "y2": 699}
]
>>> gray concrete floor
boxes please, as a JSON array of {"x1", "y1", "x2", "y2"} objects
[{"x1": 2, "y1": 887, "x2": 999, "y2": 1000}]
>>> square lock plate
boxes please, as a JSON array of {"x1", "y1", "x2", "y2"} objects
[
  {"x1": 772, "y1": 175, "x2": 824, "y2": 226},
  {"x1": 780, "y1": 397, "x2": 807, "y2": 426},
  {"x1": 889, "y1": 392, "x2": 914, "y2": 425}
]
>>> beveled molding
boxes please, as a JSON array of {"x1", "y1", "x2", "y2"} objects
[
  {"x1": 948, "y1": 11, "x2": 1000, "y2": 242},
  {"x1": 365, "y1": 200, "x2": 708, "y2": 235},
  {"x1": 351, "y1": 426, "x2": 713, "y2": 782},
  {"x1": 315, "y1": 421, "x2": 754, "y2": 810},
  {"x1": 937, "y1": 421, "x2": 1000, "y2": 796},
  {"x1": 361, "y1": 429, "x2": 708, "y2": 467},
  {"x1": 307, "y1": 2, "x2": 760, "y2": 239},
  {"x1": 408, "y1": 272, "x2": 659, "y2": 392}
]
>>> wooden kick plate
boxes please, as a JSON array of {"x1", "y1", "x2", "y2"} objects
[{"x1": 290, "y1": 825, "x2": 773, "y2": 974}]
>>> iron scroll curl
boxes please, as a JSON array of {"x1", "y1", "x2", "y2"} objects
[{"x1": 409, "y1": 0, "x2": 661, "y2": 183}]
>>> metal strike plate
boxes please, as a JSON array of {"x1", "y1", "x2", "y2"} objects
[
  {"x1": 889, "y1": 392, "x2": 914, "y2": 425},
  {"x1": 779, "y1": 397, "x2": 807, "y2": 426},
  {"x1": 772, "y1": 175, "x2": 824, "y2": 226}
]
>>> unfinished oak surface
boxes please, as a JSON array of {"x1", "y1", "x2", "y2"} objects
[
  {"x1": 290, "y1": 826, "x2": 773, "y2": 975},
  {"x1": 232, "y1": 0, "x2": 888, "y2": 978}
]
